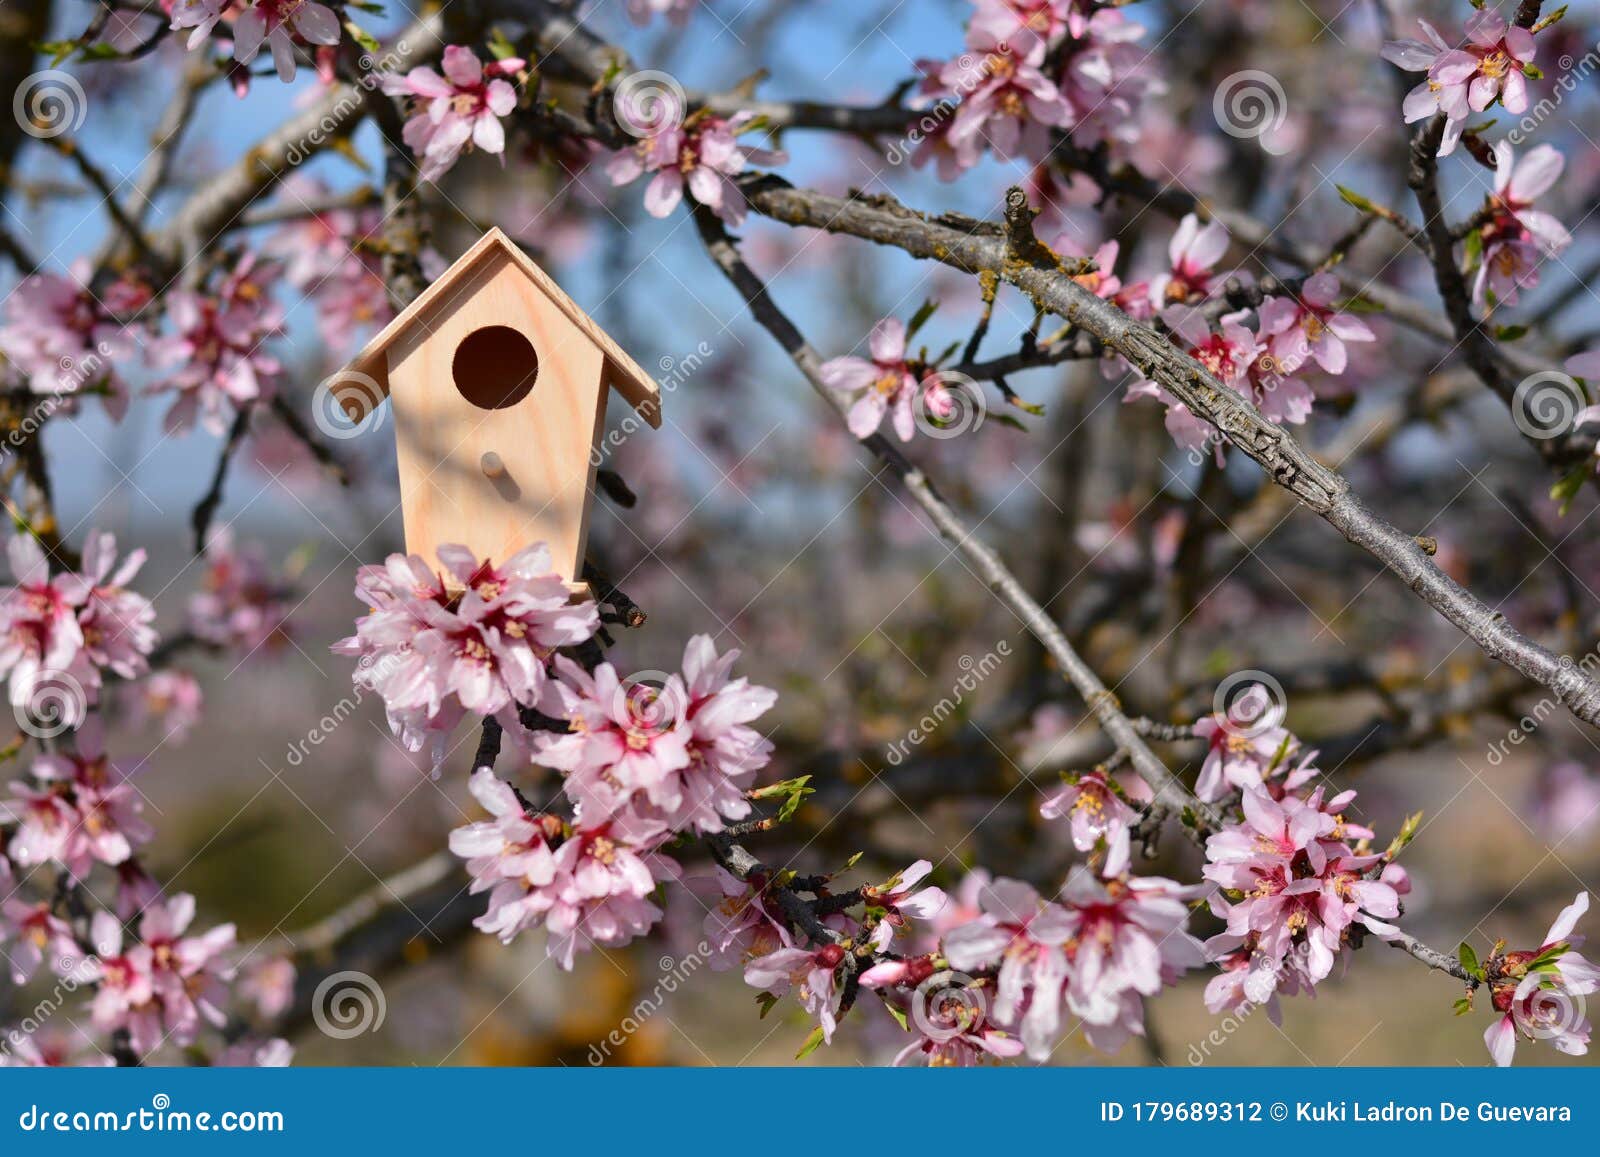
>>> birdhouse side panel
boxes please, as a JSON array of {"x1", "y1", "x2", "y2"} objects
[{"x1": 383, "y1": 251, "x2": 609, "y2": 583}]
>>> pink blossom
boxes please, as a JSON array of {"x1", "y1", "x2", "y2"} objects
[
  {"x1": 1151, "y1": 214, "x2": 1230, "y2": 306},
  {"x1": 333, "y1": 543, "x2": 599, "y2": 763},
  {"x1": 1484, "y1": 893, "x2": 1600, "y2": 1066},
  {"x1": 941, "y1": 877, "x2": 1071, "y2": 1059},
  {"x1": 8, "y1": 721, "x2": 154, "y2": 878},
  {"x1": 168, "y1": 0, "x2": 231, "y2": 50},
  {"x1": 1257, "y1": 272, "x2": 1375, "y2": 376},
  {"x1": 268, "y1": 186, "x2": 393, "y2": 351},
  {"x1": 1040, "y1": 769, "x2": 1137, "y2": 877},
  {"x1": 1526, "y1": 761, "x2": 1600, "y2": 844},
  {"x1": 0, "y1": 531, "x2": 155, "y2": 728},
  {"x1": 1058, "y1": 867, "x2": 1208, "y2": 1053},
  {"x1": 0, "y1": 1026, "x2": 114, "y2": 1067},
  {"x1": 864, "y1": 860, "x2": 948, "y2": 951},
  {"x1": 189, "y1": 526, "x2": 294, "y2": 654},
  {"x1": 607, "y1": 110, "x2": 786, "y2": 226},
  {"x1": 936, "y1": 36, "x2": 1071, "y2": 166},
  {"x1": 86, "y1": 894, "x2": 236, "y2": 1055},
  {"x1": 214, "y1": 1038, "x2": 294, "y2": 1067},
  {"x1": 1192, "y1": 682, "x2": 1293, "y2": 802},
  {"x1": 232, "y1": 0, "x2": 341, "y2": 83},
  {"x1": 745, "y1": 942, "x2": 846, "y2": 1042},
  {"x1": 1058, "y1": 10, "x2": 1163, "y2": 150},
  {"x1": 0, "y1": 900, "x2": 79, "y2": 984},
  {"x1": 821, "y1": 318, "x2": 926, "y2": 442},
  {"x1": 127, "y1": 669, "x2": 205, "y2": 743},
  {"x1": 1383, "y1": 13, "x2": 1537, "y2": 157},
  {"x1": 686, "y1": 865, "x2": 793, "y2": 970},
  {"x1": 150, "y1": 253, "x2": 285, "y2": 435},
  {"x1": 238, "y1": 957, "x2": 296, "y2": 1020},
  {"x1": 382, "y1": 46, "x2": 524, "y2": 182},
  {"x1": 1473, "y1": 143, "x2": 1570, "y2": 309},
  {"x1": 0, "y1": 260, "x2": 146, "y2": 419},
  {"x1": 969, "y1": 0, "x2": 1087, "y2": 53}
]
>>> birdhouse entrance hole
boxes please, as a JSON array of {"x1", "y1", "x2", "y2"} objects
[{"x1": 451, "y1": 325, "x2": 540, "y2": 410}]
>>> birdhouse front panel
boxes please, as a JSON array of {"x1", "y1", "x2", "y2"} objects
[{"x1": 383, "y1": 246, "x2": 608, "y2": 586}]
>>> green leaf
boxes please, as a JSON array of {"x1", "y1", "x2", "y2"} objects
[
  {"x1": 1550, "y1": 466, "x2": 1589, "y2": 515},
  {"x1": 1336, "y1": 185, "x2": 1377, "y2": 214},
  {"x1": 881, "y1": 998, "x2": 910, "y2": 1032},
  {"x1": 750, "y1": 775, "x2": 811, "y2": 801},
  {"x1": 1522, "y1": 64, "x2": 1544, "y2": 80},
  {"x1": 755, "y1": 991, "x2": 779, "y2": 1019},
  {"x1": 795, "y1": 1024, "x2": 826, "y2": 1060},
  {"x1": 1453, "y1": 997, "x2": 1474, "y2": 1017},
  {"x1": 1462, "y1": 229, "x2": 1484, "y2": 272},
  {"x1": 1458, "y1": 942, "x2": 1480, "y2": 975},
  {"x1": 1533, "y1": 6, "x2": 1568, "y2": 34},
  {"x1": 930, "y1": 339, "x2": 961, "y2": 367},
  {"x1": 486, "y1": 28, "x2": 520, "y2": 62},
  {"x1": 986, "y1": 412, "x2": 1031, "y2": 431},
  {"x1": 344, "y1": 20, "x2": 381, "y2": 57},
  {"x1": 905, "y1": 298, "x2": 940, "y2": 341},
  {"x1": 1494, "y1": 324, "x2": 1529, "y2": 342}
]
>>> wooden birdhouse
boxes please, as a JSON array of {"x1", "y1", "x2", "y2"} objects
[{"x1": 333, "y1": 228, "x2": 661, "y2": 596}]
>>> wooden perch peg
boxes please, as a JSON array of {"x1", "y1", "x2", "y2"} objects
[{"x1": 329, "y1": 229, "x2": 662, "y2": 597}]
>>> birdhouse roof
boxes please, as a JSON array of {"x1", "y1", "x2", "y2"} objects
[{"x1": 339, "y1": 227, "x2": 661, "y2": 426}]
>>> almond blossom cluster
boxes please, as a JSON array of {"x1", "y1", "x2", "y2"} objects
[
  {"x1": 170, "y1": 0, "x2": 341, "y2": 85},
  {"x1": 607, "y1": 107, "x2": 788, "y2": 226},
  {"x1": 1382, "y1": 9, "x2": 1539, "y2": 157},
  {"x1": 149, "y1": 253, "x2": 286, "y2": 435},
  {"x1": 0, "y1": 260, "x2": 149, "y2": 420},
  {"x1": 0, "y1": 531, "x2": 157, "y2": 731},
  {"x1": 1121, "y1": 215, "x2": 1373, "y2": 461},
  {"x1": 333, "y1": 543, "x2": 600, "y2": 763},
  {"x1": 1479, "y1": 893, "x2": 1599, "y2": 1065},
  {"x1": 1470, "y1": 142, "x2": 1571, "y2": 309},
  {"x1": 188, "y1": 526, "x2": 296, "y2": 656},
  {"x1": 909, "y1": 0, "x2": 1162, "y2": 176},
  {"x1": 382, "y1": 46, "x2": 525, "y2": 183},
  {"x1": 819, "y1": 317, "x2": 959, "y2": 442},
  {"x1": 439, "y1": 631, "x2": 778, "y2": 969}
]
